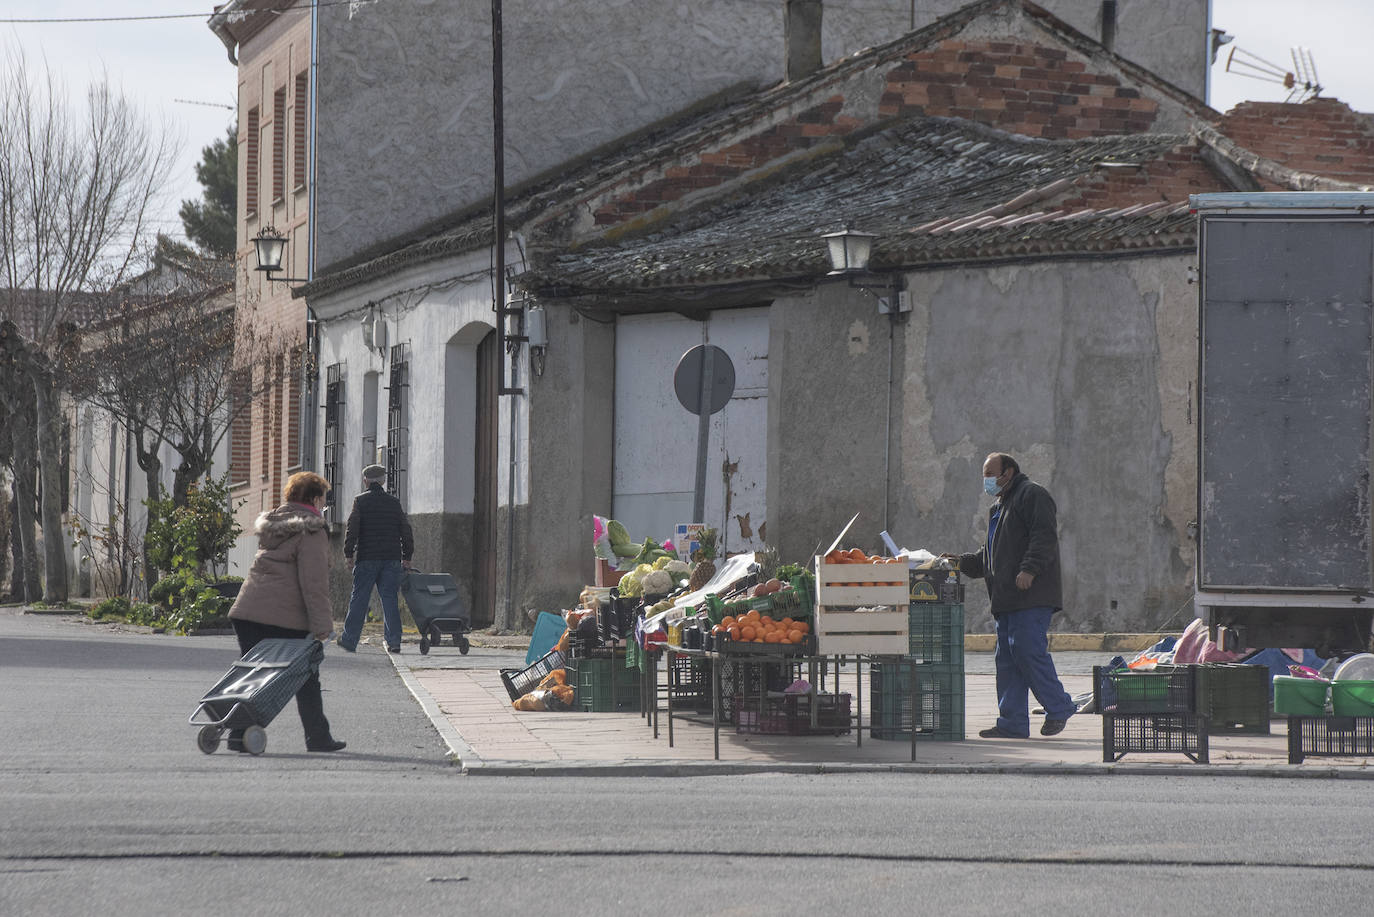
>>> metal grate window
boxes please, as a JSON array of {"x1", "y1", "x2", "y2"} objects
[
  {"x1": 322, "y1": 362, "x2": 344, "y2": 521},
  {"x1": 385, "y1": 343, "x2": 409, "y2": 504}
]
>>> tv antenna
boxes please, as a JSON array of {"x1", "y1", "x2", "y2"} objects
[
  {"x1": 173, "y1": 98, "x2": 235, "y2": 111},
  {"x1": 1224, "y1": 46, "x2": 1323, "y2": 102}
]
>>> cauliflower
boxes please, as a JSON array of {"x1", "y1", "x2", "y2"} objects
[
  {"x1": 634, "y1": 563, "x2": 655, "y2": 578},
  {"x1": 640, "y1": 569, "x2": 674, "y2": 597},
  {"x1": 664, "y1": 559, "x2": 690, "y2": 575},
  {"x1": 653, "y1": 555, "x2": 674, "y2": 571}
]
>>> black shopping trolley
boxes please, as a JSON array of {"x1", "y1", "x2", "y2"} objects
[
  {"x1": 401, "y1": 570, "x2": 471, "y2": 655},
  {"x1": 189, "y1": 638, "x2": 323, "y2": 756}
]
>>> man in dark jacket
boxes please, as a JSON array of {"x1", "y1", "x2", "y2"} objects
[
  {"x1": 338, "y1": 464, "x2": 414, "y2": 653},
  {"x1": 956, "y1": 452, "x2": 1075, "y2": 739}
]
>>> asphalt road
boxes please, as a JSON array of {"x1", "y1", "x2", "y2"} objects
[{"x1": 3, "y1": 608, "x2": 1372, "y2": 916}]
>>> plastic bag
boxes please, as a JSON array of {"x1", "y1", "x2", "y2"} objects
[{"x1": 513, "y1": 688, "x2": 572, "y2": 712}]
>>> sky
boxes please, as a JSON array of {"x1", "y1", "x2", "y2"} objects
[{"x1": 2, "y1": 0, "x2": 1373, "y2": 250}]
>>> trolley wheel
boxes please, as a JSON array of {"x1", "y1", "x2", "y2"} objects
[
  {"x1": 242, "y1": 725, "x2": 267, "y2": 756},
  {"x1": 419, "y1": 635, "x2": 430, "y2": 655},
  {"x1": 196, "y1": 725, "x2": 222, "y2": 755},
  {"x1": 457, "y1": 636, "x2": 470, "y2": 655}
]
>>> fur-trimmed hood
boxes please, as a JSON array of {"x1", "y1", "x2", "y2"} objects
[{"x1": 254, "y1": 503, "x2": 329, "y2": 549}]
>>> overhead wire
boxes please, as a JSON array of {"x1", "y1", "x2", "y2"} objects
[{"x1": 0, "y1": 1, "x2": 370, "y2": 24}]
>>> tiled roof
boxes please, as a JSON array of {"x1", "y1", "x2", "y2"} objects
[{"x1": 526, "y1": 117, "x2": 1200, "y2": 298}]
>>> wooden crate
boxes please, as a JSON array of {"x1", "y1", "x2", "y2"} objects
[{"x1": 814, "y1": 556, "x2": 909, "y2": 655}]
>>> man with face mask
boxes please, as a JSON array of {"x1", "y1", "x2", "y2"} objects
[{"x1": 954, "y1": 452, "x2": 1074, "y2": 739}]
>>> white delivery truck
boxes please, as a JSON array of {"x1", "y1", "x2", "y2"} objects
[{"x1": 1191, "y1": 192, "x2": 1374, "y2": 655}]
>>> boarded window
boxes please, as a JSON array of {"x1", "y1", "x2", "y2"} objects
[
  {"x1": 245, "y1": 106, "x2": 259, "y2": 218},
  {"x1": 294, "y1": 71, "x2": 308, "y2": 190},
  {"x1": 272, "y1": 87, "x2": 286, "y2": 203}
]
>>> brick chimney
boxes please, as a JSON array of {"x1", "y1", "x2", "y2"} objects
[{"x1": 785, "y1": 0, "x2": 823, "y2": 82}]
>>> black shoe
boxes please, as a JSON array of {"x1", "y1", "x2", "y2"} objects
[
  {"x1": 978, "y1": 726, "x2": 1027, "y2": 739},
  {"x1": 386, "y1": 645, "x2": 400, "y2": 654},
  {"x1": 306, "y1": 738, "x2": 347, "y2": 752},
  {"x1": 1041, "y1": 718, "x2": 1068, "y2": 737}
]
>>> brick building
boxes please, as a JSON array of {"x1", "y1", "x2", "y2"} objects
[{"x1": 209, "y1": 1, "x2": 314, "y2": 573}]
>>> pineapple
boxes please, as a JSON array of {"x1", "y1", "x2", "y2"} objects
[{"x1": 687, "y1": 527, "x2": 719, "y2": 592}]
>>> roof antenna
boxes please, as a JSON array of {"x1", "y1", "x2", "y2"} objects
[{"x1": 1224, "y1": 45, "x2": 1323, "y2": 102}]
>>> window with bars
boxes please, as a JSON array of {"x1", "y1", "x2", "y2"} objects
[
  {"x1": 272, "y1": 87, "x2": 286, "y2": 204},
  {"x1": 245, "y1": 106, "x2": 259, "y2": 219},
  {"x1": 385, "y1": 344, "x2": 409, "y2": 504},
  {"x1": 323, "y1": 363, "x2": 344, "y2": 521},
  {"x1": 294, "y1": 71, "x2": 308, "y2": 191}
]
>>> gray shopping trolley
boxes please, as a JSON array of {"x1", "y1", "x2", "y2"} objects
[
  {"x1": 401, "y1": 570, "x2": 471, "y2": 655},
  {"x1": 189, "y1": 638, "x2": 323, "y2": 755}
]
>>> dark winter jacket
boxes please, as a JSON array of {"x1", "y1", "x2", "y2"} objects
[
  {"x1": 343, "y1": 483, "x2": 414, "y2": 563},
  {"x1": 228, "y1": 503, "x2": 334, "y2": 637},
  {"x1": 958, "y1": 472, "x2": 1063, "y2": 616}
]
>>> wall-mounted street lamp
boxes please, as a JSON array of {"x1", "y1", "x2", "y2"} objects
[
  {"x1": 821, "y1": 226, "x2": 910, "y2": 314},
  {"x1": 251, "y1": 226, "x2": 309, "y2": 284}
]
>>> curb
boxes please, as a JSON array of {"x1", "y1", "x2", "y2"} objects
[
  {"x1": 456, "y1": 759, "x2": 1374, "y2": 780},
  {"x1": 389, "y1": 652, "x2": 472, "y2": 769}
]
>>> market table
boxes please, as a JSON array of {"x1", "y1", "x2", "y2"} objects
[{"x1": 646, "y1": 645, "x2": 929, "y2": 761}]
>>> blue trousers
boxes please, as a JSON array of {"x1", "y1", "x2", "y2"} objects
[
  {"x1": 341, "y1": 559, "x2": 404, "y2": 649},
  {"x1": 994, "y1": 605, "x2": 1075, "y2": 736}
]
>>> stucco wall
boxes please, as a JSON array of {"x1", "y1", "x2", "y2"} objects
[
  {"x1": 314, "y1": 1, "x2": 1208, "y2": 274},
  {"x1": 770, "y1": 253, "x2": 1197, "y2": 634}
]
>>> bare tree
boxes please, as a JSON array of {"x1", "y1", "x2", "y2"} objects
[
  {"x1": 67, "y1": 254, "x2": 296, "y2": 588},
  {"x1": 0, "y1": 48, "x2": 178, "y2": 602}
]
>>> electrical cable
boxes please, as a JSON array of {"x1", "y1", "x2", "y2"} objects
[{"x1": 0, "y1": 1, "x2": 369, "y2": 25}]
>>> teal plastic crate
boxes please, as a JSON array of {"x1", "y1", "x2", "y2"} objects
[
  {"x1": 571, "y1": 656, "x2": 641, "y2": 713},
  {"x1": 870, "y1": 660, "x2": 965, "y2": 741},
  {"x1": 907, "y1": 603, "x2": 964, "y2": 666}
]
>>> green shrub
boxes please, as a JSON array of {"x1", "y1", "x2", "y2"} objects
[{"x1": 89, "y1": 596, "x2": 131, "y2": 620}]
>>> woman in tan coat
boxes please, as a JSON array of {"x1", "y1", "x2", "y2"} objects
[{"x1": 227, "y1": 471, "x2": 345, "y2": 752}]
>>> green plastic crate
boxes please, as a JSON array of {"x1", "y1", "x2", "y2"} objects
[
  {"x1": 907, "y1": 603, "x2": 964, "y2": 666},
  {"x1": 571, "y1": 656, "x2": 641, "y2": 713},
  {"x1": 870, "y1": 660, "x2": 965, "y2": 741}
]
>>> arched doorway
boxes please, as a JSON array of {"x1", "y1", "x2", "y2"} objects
[{"x1": 444, "y1": 323, "x2": 498, "y2": 627}]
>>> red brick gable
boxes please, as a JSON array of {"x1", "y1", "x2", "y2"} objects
[
  {"x1": 1217, "y1": 99, "x2": 1374, "y2": 185},
  {"x1": 880, "y1": 39, "x2": 1158, "y2": 140},
  {"x1": 590, "y1": 35, "x2": 1172, "y2": 231}
]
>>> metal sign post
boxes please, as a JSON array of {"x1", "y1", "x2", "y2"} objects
[{"x1": 673, "y1": 343, "x2": 736, "y2": 525}]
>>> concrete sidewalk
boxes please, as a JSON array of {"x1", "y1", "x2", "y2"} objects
[{"x1": 384, "y1": 643, "x2": 1374, "y2": 778}]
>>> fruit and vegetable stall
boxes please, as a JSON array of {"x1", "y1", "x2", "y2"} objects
[{"x1": 499, "y1": 516, "x2": 967, "y2": 759}]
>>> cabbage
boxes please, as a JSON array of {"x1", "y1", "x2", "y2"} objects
[{"x1": 619, "y1": 571, "x2": 643, "y2": 597}]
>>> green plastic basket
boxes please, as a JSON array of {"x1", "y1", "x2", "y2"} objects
[
  {"x1": 1272, "y1": 675, "x2": 1328, "y2": 716},
  {"x1": 1330, "y1": 680, "x2": 1374, "y2": 717}
]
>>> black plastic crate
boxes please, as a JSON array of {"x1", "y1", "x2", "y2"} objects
[
  {"x1": 668, "y1": 654, "x2": 714, "y2": 715},
  {"x1": 1287, "y1": 715, "x2": 1374, "y2": 764},
  {"x1": 1094, "y1": 665, "x2": 1197, "y2": 714},
  {"x1": 1195, "y1": 663, "x2": 1271, "y2": 735},
  {"x1": 599, "y1": 593, "x2": 639, "y2": 643},
  {"x1": 736, "y1": 692, "x2": 852, "y2": 736},
  {"x1": 870, "y1": 660, "x2": 965, "y2": 741},
  {"x1": 500, "y1": 649, "x2": 567, "y2": 701},
  {"x1": 716, "y1": 658, "x2": 801, "y2": 724},
  {"x1": 1102, "y1": 712, "x2": 1209, "y2": 763}
]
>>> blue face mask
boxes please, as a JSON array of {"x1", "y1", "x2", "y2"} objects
[{"x1": 983, "y1": 475, "x2": 1001, "y2": 496}]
